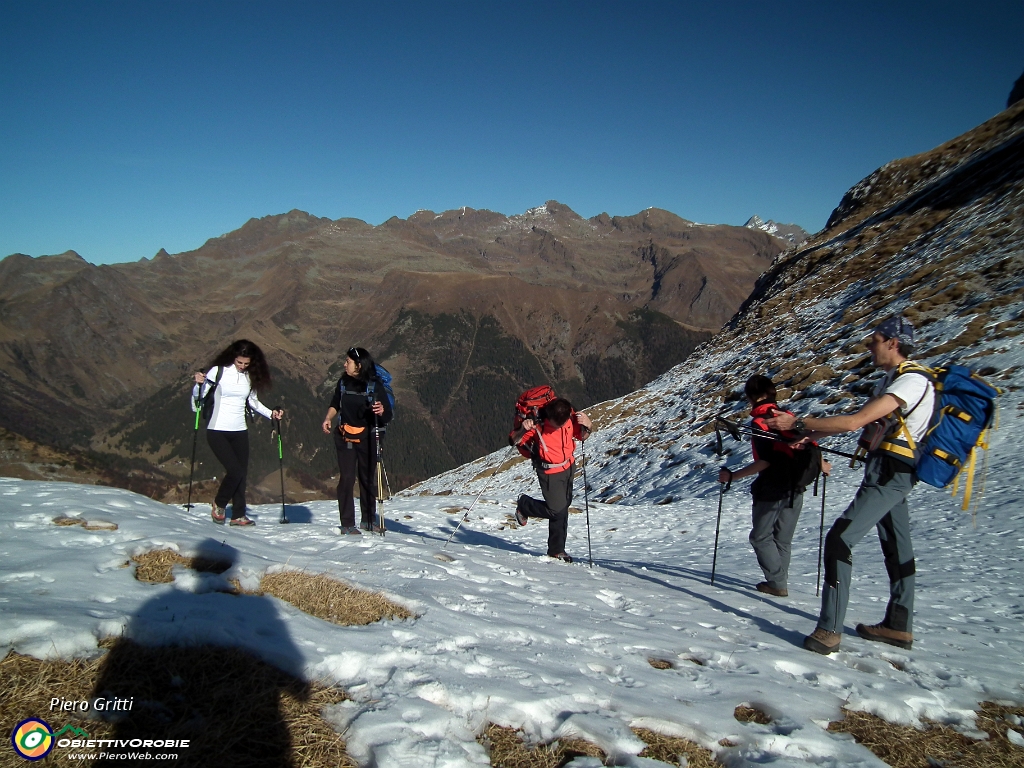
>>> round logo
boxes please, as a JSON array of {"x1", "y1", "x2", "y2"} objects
[{"x1": 11, "y1": 718, "x2": 54, "y2": 761}]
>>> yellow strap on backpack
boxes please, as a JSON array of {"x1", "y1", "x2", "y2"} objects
[
  {"x1": 950, "y1": 427, "x2": 991, "y2": 513},
  {"x1": 876, "y1": 413, "x2": 917, "y2": 461}
]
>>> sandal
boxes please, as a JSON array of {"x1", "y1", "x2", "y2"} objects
[
  {"x1": 229, "y1": 515, "x2": 255, "y2": 526},
  {"x1": 211, "y1": 505, "x2": 226, "y2": 524}
]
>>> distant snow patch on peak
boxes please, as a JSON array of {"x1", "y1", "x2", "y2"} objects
[
  {"x1": 745, "y1": 215, "x2": 778, "y2": 235},
  {"x1": 526, "y1": 204, "x2": 549, "y2": 216},
  {"x1": 745, "y1": 216, "x2": 809, "y2": 247}
]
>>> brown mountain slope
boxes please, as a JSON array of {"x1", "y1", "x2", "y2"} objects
[{"x1": 0, "y1": 201, "x2": 789, "y2": 494}]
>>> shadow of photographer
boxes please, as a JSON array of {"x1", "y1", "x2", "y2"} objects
[{"x1": 88, "y1": 539, "x2": 349, "y2": 767}]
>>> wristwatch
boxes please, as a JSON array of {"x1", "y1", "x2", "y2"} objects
[{"x1": 794, "y1": 419, "x2": 806, "y2": 433}]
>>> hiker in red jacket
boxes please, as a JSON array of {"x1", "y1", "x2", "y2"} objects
[{"x1": 510, "y1": 398, "x2": 592, "y2": 563}]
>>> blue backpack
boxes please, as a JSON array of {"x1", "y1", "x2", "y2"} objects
[
  {"x1": 369, "y1": 364, "x2": 396, "y2": 413},
  {"x1": 903, "y1": 363, "x2": 1000, "y2": 509}
]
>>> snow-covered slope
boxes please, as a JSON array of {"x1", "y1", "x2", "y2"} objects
[{"x1": 3, "y1": 426, "x2": 1023, "y2": 767}]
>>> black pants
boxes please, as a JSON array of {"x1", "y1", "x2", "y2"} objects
[
  {"x1": 519, "y1": 464, "x2": 574, "y2": 556},
  {"x1": 334, "y1": 433, "x2": 379, "y2": 528},
  {"x1": 207, "y1": 429, "x2": 249, "y2": 518}
]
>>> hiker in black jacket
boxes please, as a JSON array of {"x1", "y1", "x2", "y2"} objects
[
  {"x1": 719, "y1": 375, "x2": 830, "y2": 598},
  {"x1": 321, "y1": 347, "x2": 393, "y2": 534}
]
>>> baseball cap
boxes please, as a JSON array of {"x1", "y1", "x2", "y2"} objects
[{"x1": 872, "y1": 315, "x2": 915, "y2": 345}]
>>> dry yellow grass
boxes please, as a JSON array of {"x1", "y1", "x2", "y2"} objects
[
  {"x1": 828, "y1": 703, "x2": 1024, "y2": 768},
  {"x1": 0, "y1": 643, "x2": 354, "y2": 768},
  {"x1": 51, "y1": 515, "x2": 118, "y2": 531},
  {"x1": 478, "y1": 724, "x2": 720, "y2": 768},
  {"x1": 734, "y1": 705, "x2": 771, "y2": 725},
  {"x1": 633, "y1": 727, "x2": 719, "y2": 767},
  {"x1": 257, "y1": 570, "x2": 415, "y2": 626},
  {"x1": 478, "y1": 724, "x2": 605, "y2": 767},
  {"x1": 130, "y1": 550, "x2": 414, "y2": 626},
  {"x1": 131, "y1": 549, "x2": 230, "y2": 584}
]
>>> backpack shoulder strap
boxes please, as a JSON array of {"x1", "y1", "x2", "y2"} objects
[
  {"x1": 895, "y1": 361, "x2": 934, "y2": 381},
  {"x1": 207, "y1": 366, "x2": 224, "y2": 394},
  {"x1": 892, "y1": 361, "x2": 933, "y2": 418}
]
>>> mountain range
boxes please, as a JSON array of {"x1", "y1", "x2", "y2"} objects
[{"x1": 0, "y1": 201, "x2": 797, "y2": 497}]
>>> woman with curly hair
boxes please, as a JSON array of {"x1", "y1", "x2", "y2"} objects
[
  {"x1": 192, "y1": 339, "x2": 284, "y2": 526},
  {"x1": 321, "y1": 347, "x2": 393, "y2": 534}
]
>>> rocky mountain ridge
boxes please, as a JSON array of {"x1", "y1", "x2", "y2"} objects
[
  {"x1": 415, "y1": 100, "x2": 1024, "y2": 504},
  {"x1": 0, "y1": 201, "x2": 791, "y2": 494}
]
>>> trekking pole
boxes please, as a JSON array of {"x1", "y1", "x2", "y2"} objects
[
  {"x1": 714, "y1": 416, "x2": 861, "y2": 462},
  {"x1": 184, "y1": 401, "x2": 201, "y2": 511},
  {"x1": 374, "y1": 413, "x2": 385, "y2": 536},
  {"x1": 273, "y1": 417, "x2": 288, "y2": 524},
  {"x1": 381, "y1": 459, "x2": 393, "y2": 499},
  {"x1": 711, "y1": 474, "x2": 730, "y2": 585},
  {"x1": 816, "y1": 473, "x2": 826, "y2": 596},
  {"x1": 581, "y1": 438, "x2": 593, "y2": 568},
  {"x1": 444, "y1": 444, "x2": 517, "y2": 548},
  {"x1": 710, "y1": 422, "x2": 731, "y2": 585}
]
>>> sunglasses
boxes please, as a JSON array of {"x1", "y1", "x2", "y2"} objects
[{"x1": 348, "y1": 347, "x2": 361, "y2": 361}]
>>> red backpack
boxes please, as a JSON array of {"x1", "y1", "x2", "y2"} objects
[
  {"x1": 510, "y1": 385, "x2": 558, "y2": 457},
  {"x1": 512, "y1": 385, "x2": 557, "y2": 428}
]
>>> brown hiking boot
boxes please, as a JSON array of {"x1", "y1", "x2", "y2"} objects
[
  {"x1": 803, "y1": 627, "x2": 842, "y2": 655},
  {"x1": 856, "y1": 623, "x2": 913, "y2": 649},
  {"x1": 756, "y1": 582, "x2": 788, "y2": 597}
]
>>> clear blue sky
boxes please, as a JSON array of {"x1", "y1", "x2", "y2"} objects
[{"x1": 2, "y1": 1, "x2": 1021, "y2": 265}]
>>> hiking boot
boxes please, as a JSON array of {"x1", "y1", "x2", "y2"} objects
[
  {"x1": 856, "y1": 623, "x2": 913, "y2": 649},
  {"x1": 211, "y1": 505, "x2": 227, "y2": 524},
  {"x1": 550, "y1": 552, "x2": 573, "y2": 563},
  {"x1": 338, "y1": 526, "x2": 362, "y2": 535},
  {"x1": 756, "y1": 582, "x2": 788, "y2": 597},
  {"x1": 803, "y1": 627, "x2": 841, "y2": 655},
  {"x1": 514, "y1": 496, "x2": 528, "y2": 527},
  {"x1": 228, "y1": 515, "x2": 255, "y2": 527}
]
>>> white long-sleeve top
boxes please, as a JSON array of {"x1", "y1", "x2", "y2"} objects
[{"x1": 191, "y1": 366, "x2": 273, "y2": 432}]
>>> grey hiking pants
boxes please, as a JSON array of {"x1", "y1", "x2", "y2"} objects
[
  {"x1": 818, "y1": 454, "x2": 916, "y2": 634},
  {"x1": 750, "y1": 493, "x2": 803, "y2": 591}
]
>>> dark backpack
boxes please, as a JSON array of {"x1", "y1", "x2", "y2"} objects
[
  {"x1": 752, "y1": 405, "x2": 822, "y2": 501},
  {"x1": 200, "y1": 366, "x2": 224, "y2": 421}
]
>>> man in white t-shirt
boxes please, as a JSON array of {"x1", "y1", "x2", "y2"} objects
[{"x1": 766, "y1": 315, "x2": 934, "y2": 655}]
